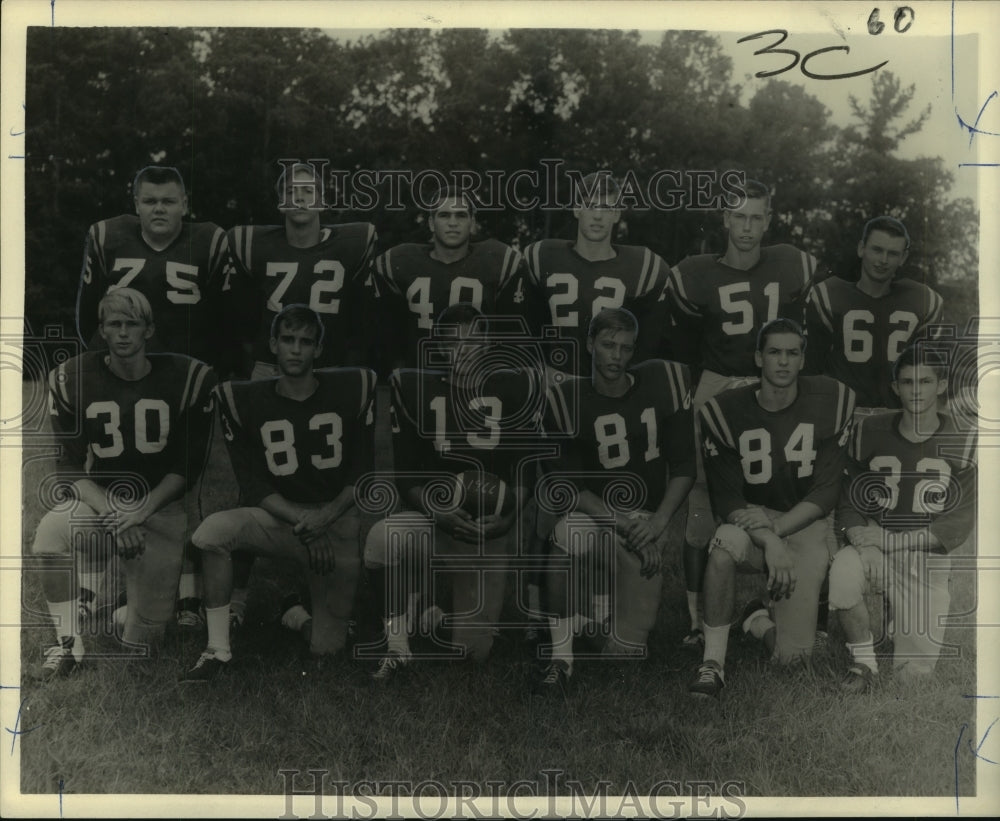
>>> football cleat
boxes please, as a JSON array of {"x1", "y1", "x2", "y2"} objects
[
  {"x1": 30, "y1": 636, "x2": 80, "y2": 681},
  {"x1": 688, "y1": 661, "x2": 725, "y2": 699},
  {"x1": 680, "y1": 628, "x2": 704, "y2": 648},
  {"x1": 740, "y1": 598, "x2": 771, "y2": 635},
  {"x1": 371, "y1": 651, "x2": 410, "y2": 682},
  {"x1": 840, "y1": 663, "x2": 876, "y2": 694},
  {"x1": 533, "y1": 659, "x2": 571, "y2": 696},
  {"x1": 176, "y1": 598, "x2": 205, "y2": 630},
  {"x1": 180, "y1": 650, "x2": 230, "y2": 684}
]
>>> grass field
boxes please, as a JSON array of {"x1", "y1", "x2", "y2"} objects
[{"x1": 14, "y1": 382, "x2": 982, "y2": 807}]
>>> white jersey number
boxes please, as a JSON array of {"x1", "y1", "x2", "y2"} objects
[
  {"x1": 593, "y1": 407, "x2": 659, "y2": 469},
  {"x1": 738, "y1": 422, "x2": 817, "y2": 484},
  {"x1": 719, "y1": 281, "x2": 779, "y2": 336},
  {"x1": 260, "y1": 413, "x2": 343, "y2": 476},
  {"x1": 86, "y1": 399, "x2": 170, "y2": 458},
  {"x1": 842, "y1": 309, "x2": 919, "y2": 363},
  {"x1": 868, "y1": 455, "x2": 952, "y2": 514},
  {"x1": 266, "y1": 260, "x2": 346, "y2": 314},
  {"x1": 546, "y1": 273, "x2": 627, "y2": 328}
]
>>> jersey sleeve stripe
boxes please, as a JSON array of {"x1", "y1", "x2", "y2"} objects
[
  {"x1": 811, "y1": 281, "x2": 835, "y2": 332},
  {"x1": 636, "y1": 248, "x2": 653, "y2": 296},
  {"x1": 179, "y1": 360, "x2": 198, "y2": 410},
  {"x1": 49, "y1": 362, "x2": 70, "y2": 407},
  {"x1": 358, "y1": 369, "x2": 376, "y2": 417},
  {"x1": 526, "y1": 242, "x2": 542, "y2": 286},
  {"x1": 94, "y1": 221, "x2": 107, "y2": 271},
  {"x1": 662, "y1": 361, "x2": 681, "y2": 409},
  {"x1": 220, "y1": 381, "x2": 241, "y2": 429},
  {"x1": 849, "y1": 414, "x2": 865, "y2": 461},
  {"x1": 668, "y1": 266, "x2": 699, "y2": 317},
  {"x1": 187, "y1": 362, "x2": 211, "y2": 409},
  {"x1": 547, "y1": 382, "x2": 573, "y2": 434},
  {"x1": 799, "y1": 250, "x2": 816, "y2": 288},
  {"x1": 389, "y1": 371, "x2": 420, "y2": 430},
  {"x1": 498, "y1": 246, "x2": 518, "y2": 290},
  {"x1": 834, "y1": 382, "x2": 856, "y2": 433},
  {"x1": 699, "y1": 398, "x2": 734, "y2": 449},
  {"x1": 919, "y1": 289, "x2": 945, "y2": 332}
]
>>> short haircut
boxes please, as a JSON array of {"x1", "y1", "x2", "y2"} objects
[
  {"x1": 270, "y1": 303, "x2": 325, "y2": 346},
  {"x1": 588, "y1": 307, "x2": 638, "y2": 342},
  {"x1": 427, "y1": 186, "x2": 477, "y2": 217},
  {"x1": 861, "y1": 215, "x2": 910, "y2": 251},
  {"x1": 892, "y1": 344, "x2": 948, "y2": 382},
  {"x1": 133, "y1": 166, "x2": 186, "y2": 196},
  {"x1": 433, "y1": 302, "x2": 488, "y2": 336},
  {"x1": 756, "y1": 317, "x2": 805, "y2": 352},
  {"x1": 275, "y1": 162, "x2": 322, "y2": 196},
  {"x1": 574, "y1": 172, "x2": 622, "y2": 208},
  {"x1": 98, "y1": 287, "x2": 153, "y2": 325},
  {"x1": 727, "y1": 178, "x2": 771, "y2": 211}
]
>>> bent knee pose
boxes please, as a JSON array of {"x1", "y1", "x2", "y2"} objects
[
  {"x1": 30, "y1": 288, "x2": 215, "y2": 680},
  {"x1": 182, "y1": 304, "x2": 376, "y2": 682},
  {"x1": 829, "y1": 346, "x2": 976, "y2": 692},
  {"x1": 689, "y1": 318, "x2": 854, "y2": 699}
]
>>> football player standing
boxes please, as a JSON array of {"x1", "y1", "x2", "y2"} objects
[
  {"x1": 523, "y1": 173, "x2": 668, "y2": 378},
  {"x1": 181, "y1": 305, "x2": 376, "y2": 681},
  {"x1": 76, "y1": 166, "x2": 231, "y2": 368},
  {"x1": 664, "y1": 179, "x2": 823, "y2": 648},
  {"x1": 29, "y1": 288, "x2": 216, "y2": 679},
  {"x1": 689, "y1": 318, "x2": 854, "y2": 699},
  {"x1": 363, "y1": 304, "x2": 544, "y2": 679},
  {"x1": 227, "y1": 162, "x2": 377, "y2": 379},
  {"x1": 805, "y1": 216, "x2": 944, "y2": 411},
  {"x1": 372, "y1": 187, "x2": 526, "y2": 371},
  {"x1": 828, "y1": 346, "x2": 976, "y2": 691},
  {"x1": 536, "y1": 307, "x2": 695, "y2": 693}
]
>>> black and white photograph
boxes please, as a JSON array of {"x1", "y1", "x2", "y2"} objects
[{"x1": 2, "y1": 0, "x2": 998, "y2": 817}]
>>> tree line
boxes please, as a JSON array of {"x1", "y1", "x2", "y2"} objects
[{"x1": 23, "y1": 26, "x2": 978, "y2": 334}]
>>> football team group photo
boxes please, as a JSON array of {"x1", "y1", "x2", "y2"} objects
[{"x1": 10, "y1": 12, "x2": 987, "y2": 810}]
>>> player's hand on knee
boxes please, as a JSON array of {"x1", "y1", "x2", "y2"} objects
[
  {"x1": 731, "y1": 506, "x2": 773, "y2": 531},
  {"x1": 115, "y1": 525, "x2": 146, "y2": 559},
  {"x1": 859, "y1": 545, "x2": 883, "y2": 591},
  {"x1": 305, "y1": 539, "x2": 336, "y2": 575},
  {"x1": 848, "y1": 524, "x2": 885, "y2": 551},
  {"x1": 634, "y1": 541, "x2": 662, "y2": 578},
  {"x1": 762, "y1": 533, "x2": 796, "y2": 599}
]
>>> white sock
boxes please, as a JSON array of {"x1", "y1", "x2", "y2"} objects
[
  {"x1": 702, "y1": 622, "x2": 730, "y2": 670},
  {"x1": 385, "y1": 616, "x2": 411, "y2": 657},
  {"x1": 547, "y1": 616, "x2": 574, "y2": 674},
  {"x1": 178, "y1": 573, "x2": 200, "y2": 601},
  {"x1": 48, "y1": 599, "x2": 81, "y2": 648},
  {"x1": 205, "y1": 605, "x2": 231, "y2": 659},
  {"x1": 78, "y1": 571, "x2": 104, "y2": 600},
  {"x1": 282, "y1": 604, "x2": 311, "y2": 633},
  {"x1": 592, "y1": 594, "x2": 610, "y2": 626},
  {"x1": 749, "y1": 614, "x2": 776, "y2": 641},
  {"x1": 527, "y1": 583, "x2": 541, "y2": 618},
  {"x1": 687, "y1": 591, "x2": 701, "y2": 630},
  {"x1": 846, "y1": 632, "x2": 878, "y2": 674}
]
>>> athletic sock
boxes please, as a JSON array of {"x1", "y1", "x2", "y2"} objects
[
  {"x1": 702, "y1": 622, "x2": 730, "y2": 670},
  {"x1": 384, "y1": 616, "x2": 410, "y2": 657},
  {"x1": 592, "y1": 593, "x2": 610, "y2": 627},
  {"x1": 547, "y1": 616, "x2": 574, "y2": 675},
  {"x1": 527, "y1": 582, "x2": 541, "y2": 619},
  {"x1": 281, "y1": 603, "x2": 312, "y2": 633},
  {"x1": 78, "y1": 571, "x2": 104, "y2": 601},
  {"x1": 48, "y1": 599, "x2": 82, "y2": 659},
  {"x1": 846, "y1": 632, "x2": 878, "y2": 675},
  {"x1": 204, "y1": 605, "x2": 231, "y2": 659}
]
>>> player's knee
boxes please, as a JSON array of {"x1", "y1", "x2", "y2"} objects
[
  {"x1": 708, "y1": 524, "x2": 750, "y2": 564},
  {"x1": 828, "y1": 549, "x2": 865, "y2": 611},
  {"x1": 30, "y1": 510, "x2": 74, "y2": 555},
  {"x1": 552, "y1": 513, "x2": 605, "y2": 558},
  {"x1": 363, "y1": 520, "x2": 393, "y2": 568},
  {"x1": 191, "y1": 510, "x2": 243, "y2": 555}
]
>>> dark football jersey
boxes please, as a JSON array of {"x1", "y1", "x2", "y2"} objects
[
  {"x1": 524, "y1": 239, "x2": 668, "y2": 374},
  {"x1": 837, "y1": 411, "x2": 976, "y2": 551},
  {"x1": 544, "y1": 359, "x2": 696, "y2": 510},
  {"x1": 700, "y1": 375, "x2": 855, "y2": 518},
  {"x1": 47, "y1": 351, "x2": 216, "y2": 492},
  {"x1": 216, "y1": 368, "x2": 377, "y2": 506},
  {"x1": 806, "y1": 276, "x2": 945, "y2": 408},
  {"x1": 374, "y1": 239, "x2": 526, "y2": 368},
  {"x1": 227, "y1": 223, "x2": 377, "y2": 368},
  {"x1": 666, "y1": 244, "x2": 818, "y2": 377},
  {"x1": 76, "y1": 215, "x2": 231, "y2": 363},
  {"x1": 390, "y1": 367, "x2": 545, "y2": 493}
]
